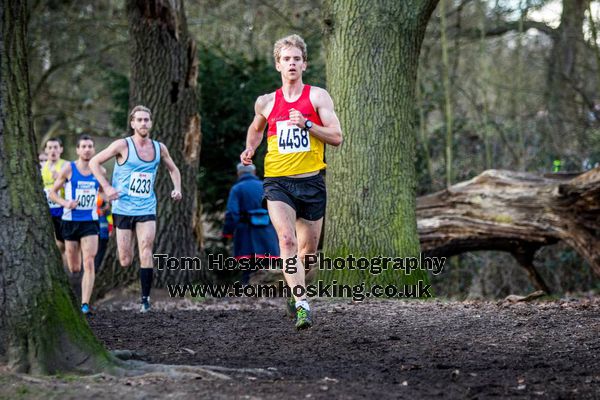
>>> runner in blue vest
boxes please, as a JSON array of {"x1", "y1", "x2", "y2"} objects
[
  {"x1": 49, "y1": 135, "x2": 105, "y2": 315},
  {"x1": 90, "y1": 105, "x2": 182, "y2": 313}
]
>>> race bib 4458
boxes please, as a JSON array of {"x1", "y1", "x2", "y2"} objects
[{"x1": 276, "y1": 120, "x2": 311, "y2": 154}]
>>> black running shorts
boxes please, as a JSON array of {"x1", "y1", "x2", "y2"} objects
[
  {"x1": 113, "y1": 214, "x2": 156, "y2": 230},
  {"x1": 52, "y1": 216, "x2": 64, "y2": 242},
  {"x1": 263, "y1": 173, "x2": 326, "y2": 221},
  {"x1": 61, "y1": 220, "x2": 99, "y2": 241}
]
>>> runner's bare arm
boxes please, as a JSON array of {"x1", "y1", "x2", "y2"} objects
[
  {"x1": 240, "y1": 94, "x2": 270, "y2": 165},
  {"x1": 160, "y1": 143, "x2": 182, "y2": 201},
  {"x1": 90, "y1": 139, "x2": 126, "y2": 200},
  {"x1": 48, "y1": 163, "x2": 77, "y2": 209},
  {"x1": 289, "y1": 87, "x2": 343, "y2": 146},
  {"x1": 98, "y1": 166, "x2": 108, "y2": 185}
]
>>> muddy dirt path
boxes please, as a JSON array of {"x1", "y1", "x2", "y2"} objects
[{"x1": 1, "y1": 293, "x2": 599, "y2": 399}]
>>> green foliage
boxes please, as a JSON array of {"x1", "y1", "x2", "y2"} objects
[
  {"x1": 104, "y1": 70, "x2": 129, "y2": 133},
  {"x1": 198, "y1": 46, "x2": 276, "y2": 217}
]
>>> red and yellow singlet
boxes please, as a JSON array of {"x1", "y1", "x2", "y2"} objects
[{"x1": 265, "y1": 85, "x2": 325, "y2": 177}]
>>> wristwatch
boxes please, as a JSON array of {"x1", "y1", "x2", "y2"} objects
[{"x1": 304, "y1": 120, "x2": 313, "y2": 130}]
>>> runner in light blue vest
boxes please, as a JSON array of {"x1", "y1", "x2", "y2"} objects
[
  {"x1": 49, "y1": 135, "x2": 106, "y2": 315},
  {"x1": 90, "y1": 105, "x2": 182, "y2": 313}
]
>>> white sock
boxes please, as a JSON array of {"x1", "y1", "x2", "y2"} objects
[{"x1": 295, "y1": 300, "x2": 310, "y2": 311}]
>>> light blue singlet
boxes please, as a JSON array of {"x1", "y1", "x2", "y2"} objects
[{"x1": 111, "y1": 137, "x2": 161, "y2": 216}]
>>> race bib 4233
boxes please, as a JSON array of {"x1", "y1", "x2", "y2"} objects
[
  {"x1": 128, "y1": 171, "x2": 153, "y2": 198},
  {"x1": 276, "y1": 120, "x2": 311, "y2": 154}
]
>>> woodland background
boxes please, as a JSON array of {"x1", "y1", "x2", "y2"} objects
[{"x1": 28, "y1": 0, "x2": 600, "y2": 298}]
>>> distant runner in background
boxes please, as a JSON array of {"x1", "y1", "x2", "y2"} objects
[{"x1": 41, "y1": 137, "x2": 67, "y2": 266}]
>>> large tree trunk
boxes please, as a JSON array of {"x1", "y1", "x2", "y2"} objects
[
  {"x1": 418, "y1": 168, "x2": 600, "y2": 292},
  {"x1": 321, "y1": 0, "x2": 439, "y2": 289},
  {"x1": 0, "y1": 0, "x2": 113, "y2": 373},
  {"x1": 97, "y1": 0, "x2": 204, "y2": 293}
]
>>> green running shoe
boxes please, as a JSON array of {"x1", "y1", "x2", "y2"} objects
[
  {"x1": 286, "y1": 297, "x2": 296, "y2": 319},
  {"x1": 295, "y1": 306, "x2": 313, "y2": 330}
]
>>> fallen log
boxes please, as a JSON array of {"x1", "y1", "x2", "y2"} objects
[{"x1": 417, "y1": 167, "x2": 600, "y2": 292}]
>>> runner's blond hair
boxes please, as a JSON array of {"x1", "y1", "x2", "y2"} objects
[{"x1": 273, "y1": 34, "x2": 307, "y2": 63}]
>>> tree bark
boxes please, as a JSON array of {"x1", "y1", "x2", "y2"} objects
[
  {"x1": 417, "y1": 167, "x2": 600, "y2": 290},
  {"x1": 97, "y1": 0, "x2": 205, "y2": 292},
  {"x1": 0, "y1": 0, "x2": 113, "y2": 373},
  {"x1": 440, "y1": 0, "x2": 454, "y2": 187},
  {"x1": 321, "y1": 0, "x2": 439, "y2": 289},
  {"x1": 545, "y1": 0, "x2": 590, "y2": 158}
]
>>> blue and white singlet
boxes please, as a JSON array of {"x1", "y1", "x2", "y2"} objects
[{"x1": 62, "y1": 162, "x2": 100, "y2": 222}]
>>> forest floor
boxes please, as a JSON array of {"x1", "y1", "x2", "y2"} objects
[{"x1": 1, "y1": 288, "x2": 599, "y2": 399}]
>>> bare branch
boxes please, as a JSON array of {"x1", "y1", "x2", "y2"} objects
[
  {"x1": 31, "y1": 40, "x2": 127, "y2": 101},
  {"x1": 453, "y1": 19, "x2": 557, "y2": 40}
]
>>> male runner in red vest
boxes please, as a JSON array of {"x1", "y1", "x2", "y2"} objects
[{"x1": 240, "y1": 34, "x2": 343, "y2": 329}]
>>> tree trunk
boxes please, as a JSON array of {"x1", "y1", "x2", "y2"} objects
[
  {"x1": 0, "y1": 0, "x2": 113, "y2": 373},
  {"x1": 545, "y1": 0, "x2": 590, "y2": 159},
  {"x1": 440, "y1": 0, "x2": 454, "y2": 187},
  {"x1": 417, "y1": 167, "x2": 600, "y2": 290},
  {"x1": 477, "y1": 1, "x2": 493, "y2": 170},
  {"x1": 97, "y1": 0, "x2": 205, "y2": 292},
  {"x1": 321, "y1": 0, "x2": 439, "y2": 289}
]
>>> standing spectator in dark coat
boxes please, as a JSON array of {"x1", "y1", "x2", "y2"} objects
[{"x1": 223, "y1": 163, "x2": 280, "y2": 284}]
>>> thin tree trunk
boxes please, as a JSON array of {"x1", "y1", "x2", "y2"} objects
[
  {"x1": 0, "y1": 0, "x2": 114, "y2": 373},
  {"x1": 478, "y1": 0, "x2": 492, "y2": 170},
  {"x1": 545, "y1": 0, "x2": 590, "y2": 158},
  {"x1": 417, "y1": 69, "x2": 435, "y2": 187},
  {"x1": 321, "y1": 0, "x2": 439, "y2": 289},
  {"x1": 514, "y1": 0, "x2": 525, "y2": 171},
  {"x1": 440, "y1": 0, "x2": 453, "y2": 187},
  {"x1": 587, "y1": 3, "x2": 600, "y2": 95}
]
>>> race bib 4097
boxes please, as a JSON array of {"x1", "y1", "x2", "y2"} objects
[{"x1": 75, "y1": 188, "x2": 96, "y2": 210}]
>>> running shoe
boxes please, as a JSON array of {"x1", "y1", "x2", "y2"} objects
[
  {"x1": 81, "y1": 303, "x2": 91, "y2": 315},
  {"x1": 140, "y1": 297, "x2": 151, "y2": 313},
  {"x1": 295, "y1": 306, "x2": 313, "y2": 330}
]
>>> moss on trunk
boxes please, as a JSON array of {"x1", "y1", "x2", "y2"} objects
[
  {"x1": 0, "y1": 0, "x2": 116, "y2": 374},
  {"x1": 320, "y1": 0, "x2": 439, "y2": 292}
]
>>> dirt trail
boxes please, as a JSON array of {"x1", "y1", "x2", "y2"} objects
[{"x1": 1, "y1": 292, "x2": 599, "y2": 399}]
